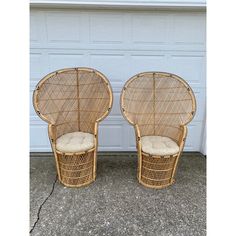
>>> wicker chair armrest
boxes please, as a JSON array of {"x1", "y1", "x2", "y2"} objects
[
  {"x1": 134, "y1": 124, "x2": 141, "y2": 148},
  {"x1": 178, "y1": 125, "x2": 188, "y2": 147},
  {"x1": 94, "y1": 121, "x2": 98, "y2": 137},
  {"x1": 48, "y1": 124, "x2": 57, "y2": 144}
]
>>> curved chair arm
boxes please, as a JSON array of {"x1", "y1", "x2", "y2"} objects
[
  {"x1": 94, "y1": 121, "x2": 99, "y2": 143},
  {"x1": 134, "y1": 124, "x2": 141, "y2": 148},
  {"x1": 134, "y1": 124, "x2": 142, "y2": 179},
  {"x1": 48, "y1": 123, "x2": 62, "y2": 181},
  {"x1": 94, "y1": 121, "x2": 98, "y2": 136},
  {"x1": 48, "y1": 124, "x2": 56, "y2": 144},
  {"x1": 178, "y1": 125, "x2": 188, "y2": 149}
]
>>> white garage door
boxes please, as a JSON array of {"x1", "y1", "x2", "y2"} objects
[{"x1": 30, "y1": 8, "x2": 206, "y2": 152}]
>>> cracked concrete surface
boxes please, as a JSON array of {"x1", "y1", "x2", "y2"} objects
[{"x1": 30, "y1": 153, "x2": 206, "y2": 236}]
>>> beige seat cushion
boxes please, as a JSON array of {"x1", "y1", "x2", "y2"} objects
[
  {"x1": 141, "y1": 136, "x2": 180, "y2": 156},
  {"x1": 56, "y1": 132, "x2": 95, "y2": 153}
]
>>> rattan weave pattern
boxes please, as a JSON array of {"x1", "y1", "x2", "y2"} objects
[
  {"x1": 121, "y1": 72, "x2": 196, "y2": 189},
  {"x1": 33, "y1": 67, "x2": 113, "y2": 187}
]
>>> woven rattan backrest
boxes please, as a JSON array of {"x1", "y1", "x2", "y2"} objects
[
  {"x1": 33, "y1": 68, "x2": 113, "y2": 137},
  {"x1": 121, "y1": 72, "x2": 196, "y2": 140}
]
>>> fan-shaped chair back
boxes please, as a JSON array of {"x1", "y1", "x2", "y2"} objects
[
  {"x1": 34, "y1": 67, "x2": 113, "y2": 137},
  {"x1": 121, "y1": 72, "x2": 196, "y2": 143}
]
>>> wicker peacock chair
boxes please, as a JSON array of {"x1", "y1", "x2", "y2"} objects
[
  {"x1": 33, "y1": 67, "x2": 113, "y2": 187},
  {"x1": 121, "y1": 72, "x2": 196, "y2": 189}
]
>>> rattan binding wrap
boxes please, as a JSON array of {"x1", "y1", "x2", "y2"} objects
[
  {"x1": 121, "y1": 72, "x2": 196, "y2": 189},
  {"x1": 33, "y1": 68, "x2": 113, "y2": 187}
]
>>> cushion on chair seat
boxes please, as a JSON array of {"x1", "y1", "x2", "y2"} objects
[
  {"x1": 140, "y1": 136, "x2": 180, "y2": 156},
  {"x1": 56, "y1": 132, "x2": 95, "y2": 153}
]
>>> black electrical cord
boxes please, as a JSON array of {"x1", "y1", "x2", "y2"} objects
[{"x1": 30, "y1": 175, "x2": 58, "y2": 234}]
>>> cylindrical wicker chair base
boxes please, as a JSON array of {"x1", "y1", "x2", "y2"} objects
[
  {"x1": 139, "y1": 153, "x2": 178, "y2": 189},
  {"x1": 56, "y1": 150, "x2": 95, "y2": 188}
]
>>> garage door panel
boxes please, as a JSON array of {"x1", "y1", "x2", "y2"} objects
[
  {"x1": 30, "y1": 13, "x2": 38, "y2": 43},
  {"x1": 46, "y1": 12, "x2": 82, "y2": 44},
  {"x1": 172, "y1": 12, "x2": 206, "y2": 45},
  {"x1": 129, "y1": 54, "x2": 166, "y2": 76},
  {"x1": 98, "y1": 122, "x2": 124, "y2": 151},
  {"x1": 48, "y1": 53, "x2": 89, "y2": 71},
  {"x1": 191, "y1": 88, "x2": 206, "y2": 121},
  {"x1": 109, "y1": 90, "x2": 121, "y2": 116},
  {"x1": 30, "y1": 11, "x2": 44, "y2": 48},
  {"x1": 170, "y1": 54, "x2": 206, "y2": 88},
  {"x1": 30, "y1": 90, "x2": 36, "y2": 117},
  {"x1": 30, "y1": 53, "x2": 45, "y2": 79},
  {"x1": 185, "y1": 122, "x2": 203, "y2": 151},
  {"x1": 90, "y1": 54, "x2": 127, "y2": 82},
  {"x1": 30, "y1": 123, "x2": 50, "y2": 151},
  {"x1": 90, "y1": 13, "x2": 125, "y2": 44},
  {"x1": 132, "y1": 14, "x2": 169, "y2": 44},
  {"x1": 126, "y1": 125, "x2": 136, "y2": 150}
]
